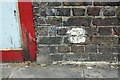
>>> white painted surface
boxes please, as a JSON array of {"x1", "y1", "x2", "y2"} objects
[
  {"x1": 0, "y1": 2, "x2": 22, "y2": 49},
  {"x1": 67, "y1": 28, "x2": 86, "y2": 43}
]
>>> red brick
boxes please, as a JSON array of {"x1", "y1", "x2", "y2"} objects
[{"x1": 87, "y1": 7, "x2": 101, "y2": 16}]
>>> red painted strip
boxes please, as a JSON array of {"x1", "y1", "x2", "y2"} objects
[
  {"x1": 18, "y1": 0, "x2": 36, "y2": 61},
  {"x1": 1, "y1": 50, "x2": 23, "y2": 62},
  {"x1": 0, "y1": 0, "x2": 36, "y2": 62}
]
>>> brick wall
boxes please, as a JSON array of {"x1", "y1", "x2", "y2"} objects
[{"x1": 32, "y1": 2, "x2": 120, "y2": 64}]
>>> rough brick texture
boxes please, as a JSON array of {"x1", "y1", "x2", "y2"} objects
[
  {"x1": 72, "y1": 8, "x2": 85, "y2": 16},
  {"x1": 87, "y1": 7, "x2": 101, "y2": 16},
  {"x1": 33, "y1": 2, "x2": 119, "y2": 64}
]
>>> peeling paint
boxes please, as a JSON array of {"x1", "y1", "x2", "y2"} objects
[{"x1": 67, "y1": 28, "x2": 86, "y2": 43}]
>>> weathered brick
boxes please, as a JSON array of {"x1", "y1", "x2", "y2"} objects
[
  {"x1": 48, "y1": 27, "x2": 57, "y2": 36},
  {"x1": 64, "y1": 54, "x2": 90, "y2": 61},
  {"x1": 38, "y1": 11, "x2": 47, "y2": 16},
  {"x1": 99, "y1": 45, "x2": 118, "y2": 54},
  {"x1": 93, "y1": 37, "x2": 118, "y2": 45},
  {"x1": 93, "y1": 17, "x2": 120, "y2": 26},
  {"x1": 98, "y1": 27, "x2": 112, "y2": 35},
  {"x1": 64, "y1": 37, "x2": 70, "y2": 44},
  {"x1": 37, "y1": 46, "x2": 51, "y2": 64},
  {"x1": 118, "y1": 46, "x2": 120, "y2": 54},
  {"x1": 33, "y1": 8, "x2": 40, "y2": 15},
  {"x1": 87, "y1": 7, "x2": 101, "y2": 16},
  {"x1": 113, "y1": 27, "x2": 120, "y2": 36},
  {"x1": 37, "y1": 17, "x2": 62, "y2": 26},
  {"x1": 33, "y1": 8, "x2": 47, "y2": 16},
  {"x1": 64, "y1": 54, "x2": 80, "y2": 61},
  {"x1": 63, "y1": 17, "x2": 91, "y2": 26},
  {"x1": 37, "y1": 46, "x2": 50, "y2": 54},
  {"x1": 38, "y1": 37, "x2": 62, "y2": 44},
  {"x1": 48, "y1": 2, "x2": 61, "y2": 6},
  {"x1": 37, "y1": 46, "x2": 58, "y2": 53},
  {"x1": 94, "y1": 2, "x2": 120, "y2": 6},
  {"x1": 32, "y1": 2, "x2": 40, "y2": 7},
  {"x1": 118, "y1": 54, "x2": 120, "y2": 61},
  {"x1": 103, "y1": 7, "x2": 116, "y2": 16},
  {"x1": 85, "y1": 45, "x2": 97, "y2": 53},
  {"x1": 55, "y1": 8, "x2": 70, "y2": 16},
  {"x1": 116, "y1": 7, "x2": 120, "y2": 16},
  {"x1": 57, "y1": 28, "x2": 68, "y2": 35},
  {"x1": 50, "y1": 54, "x2": 63, "y2": 61},
  {"x1": 119, "y1": 37, "x2": 120, "y2": 45},
  {"x1": 58, "y1": 46, "x2": 70, "y2": 53},
  {"x1": 49, "y1": 46, "x2": 57, "y2": 53},
  {"x1": 33, "y1": 1, "x2": 120, "y2": 63},
  {"x1": 36, "y1": 27, "x2": 48, "y2": 36},
  {"x1": 72, "y1": 8, "x2": 85, "y2": 16},
  {"x1": 85, "y1": 27, "x2": 98, "y2": 35},
  {"x1": 45, "y1": 8, "x2": 70, "y2": 16},
  {"x1": 63, "y1": 2, "x2": 92, "y2": 6},
  {"x1": 89, "y1": 54, "x2": 118, "y2": 61},
  {"x1": 71, "y1": 45, "x2": 84, "y2": 53}
]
